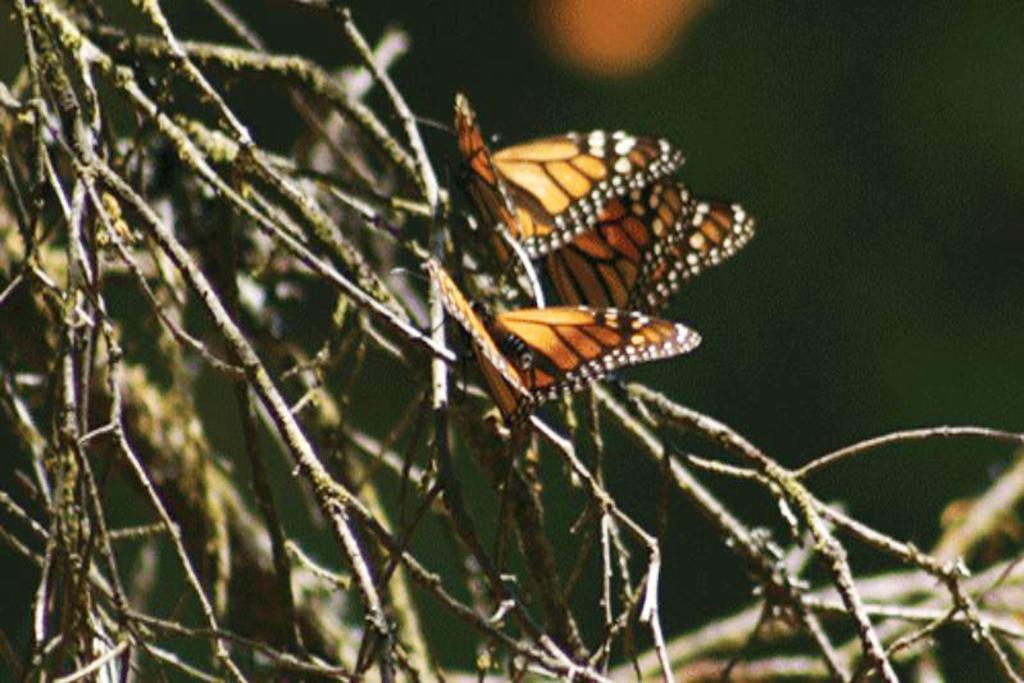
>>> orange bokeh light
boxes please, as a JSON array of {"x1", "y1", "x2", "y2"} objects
[{"x1": 532, "y1": 0, "x2": 708, "y2": 77}]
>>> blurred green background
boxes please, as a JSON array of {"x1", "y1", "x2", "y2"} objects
[{"x1": 2, "y1": 0, "x2": 1023, "y2": 676}]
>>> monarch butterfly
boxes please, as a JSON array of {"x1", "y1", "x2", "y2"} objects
[
  {"x1": 455, "y1": 93, "x2": 685, "y2": 258},
  {"x1": 454, "y1": 94, "x2": 754, "y2": 313},
  {"x1": 426, "y1": 259, "x2": 701, "y2": 424}
]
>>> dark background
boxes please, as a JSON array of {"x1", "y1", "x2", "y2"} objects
[{"x1": 2, "y1": 1, "x2": 1022, "y2": 675}]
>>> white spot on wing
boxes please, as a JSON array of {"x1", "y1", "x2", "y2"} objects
[{"x1": 614, "y1": 137, "x2": 636, "y2": 155}]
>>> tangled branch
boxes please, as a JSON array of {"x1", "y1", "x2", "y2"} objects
[{"x1": 1, "y1": 2, "x2": 1022, "y2": 681}]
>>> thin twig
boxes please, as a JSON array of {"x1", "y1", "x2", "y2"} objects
[{"x1": 797, "y1": 426, "x2": 1024, "y2": 479}]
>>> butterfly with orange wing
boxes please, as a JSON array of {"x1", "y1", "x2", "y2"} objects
[
  {"x1": 454, "y1": 94, "x2": 754, "y2": 313},
  {"x1": 426, "y1": 259, "x2": 701, "y2": 425}
]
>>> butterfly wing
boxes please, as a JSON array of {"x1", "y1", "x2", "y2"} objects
[
  {"x1": 544, "y1": 181, "x2": 755, "y2": 313},
  {"x1": 491, "y1": 307, "x2": 701, "y2": 405},
  {"x1": 492, "y1": 132, "x2": 684, "y2": 257},
  {"x1": 543, "y1": 181, "x2": 691, "y2": 310},
  {"x1": 455, "y1": 94, "x2": 685, "y2": 258},
  {"x1": 454, "y1": 94, "x2": 522, "y2": 254},
  {"x1": 635, "y1": 197, "x2": 756, "y2": 312}
]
